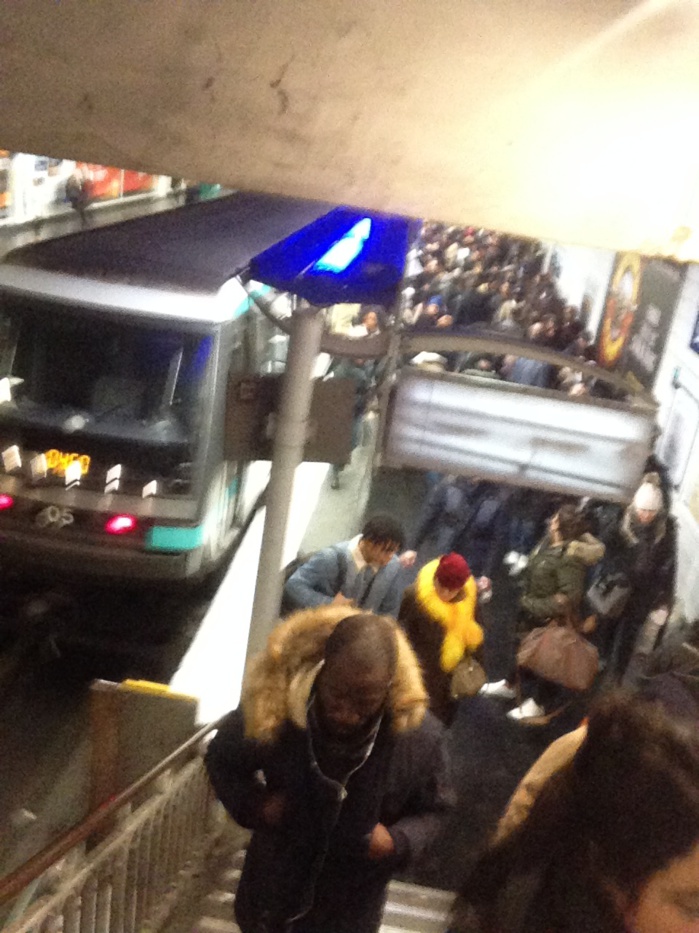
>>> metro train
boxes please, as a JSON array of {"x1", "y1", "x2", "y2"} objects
[{"x1": 0, "y1": 192, "x2": 335, "y2": 583}]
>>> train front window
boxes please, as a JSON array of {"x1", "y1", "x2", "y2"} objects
[{"x1": 0, "y1": 299, "x2": 213, "y2": 449}]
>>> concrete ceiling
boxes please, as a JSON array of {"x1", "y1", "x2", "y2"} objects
[{"x1": 1, "y1": 1, "x2": 699, "y2": 259}]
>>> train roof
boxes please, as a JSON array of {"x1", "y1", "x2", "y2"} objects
[{"x1": 2, "y1": 192, "x2": 335, "y2": 295}]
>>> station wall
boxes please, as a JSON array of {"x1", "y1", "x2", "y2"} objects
[
  {"x1": 552, "y1": 247, "x2": 699, "y2": 620},
  {"x1": 652, "y1": 265, "x2": 699, "y2": 621}
]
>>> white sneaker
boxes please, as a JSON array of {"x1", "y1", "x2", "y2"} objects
[
  {"x1": 503, "y1": 551, "x2": 520, "y2": 567},
  {"x1": 479, "y1": 679, "x2": 516, "y2": 700},
  {"x1": 507, "y1": 698, "x2": 545, "y2": 721},
  {"x1": 509, "y1": 554, "x2": 529, "y2": 576}
]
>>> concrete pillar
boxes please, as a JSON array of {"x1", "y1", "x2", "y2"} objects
[{"x1": 247, "y1": 302, "x2": 325, "y2": 658}]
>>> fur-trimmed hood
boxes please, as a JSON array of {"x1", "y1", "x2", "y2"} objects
[
  {"x1": 241, "y1": 605, "x2": 429, "y2": 742},
  {"x1": 566, "y1": 532, "x2": 605, "y2": 567}
]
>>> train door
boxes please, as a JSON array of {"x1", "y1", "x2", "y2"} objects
[{"x1": 197, "y1": 316, "x2": 250, "y2": 572}]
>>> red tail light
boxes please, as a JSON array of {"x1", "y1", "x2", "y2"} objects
[
  {"x1": 104, "y1": 514, "x2": 137, "y2": 535},
  {"x1": 0, "y1": 494, "x2": 14, "y2": 510}
]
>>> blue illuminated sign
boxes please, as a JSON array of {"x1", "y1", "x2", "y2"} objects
[{"x1": 311, "y1": 218, "x2": 372, "y2": 274}]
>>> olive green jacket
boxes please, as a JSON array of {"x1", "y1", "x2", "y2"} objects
[{"x1": 519, "y1": 533, "x2": 604, "y2": 622}]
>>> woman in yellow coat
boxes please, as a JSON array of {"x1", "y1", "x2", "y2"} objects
[{"x1": 399, "y1": 553, "x2": 484, "y2": 725}]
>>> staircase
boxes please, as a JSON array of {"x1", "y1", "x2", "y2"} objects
[{"x1": 186, "y1": 848, "x2": 454, "y2": 933}]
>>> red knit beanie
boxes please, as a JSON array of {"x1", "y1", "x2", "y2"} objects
[{"x1": 434, "y1": 552, "x2": 471, "y2": 590}]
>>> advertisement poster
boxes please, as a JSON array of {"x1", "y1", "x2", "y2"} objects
[
  {"x1": 0, "y1": 151, "x2": 11, "y2": 216},
  {"x1": 597, "y1": 252, "x2": 642, "y2": 369},
  {"x1": 621, "y1": 259, "x2": 683, "y2": 390},
  {"x1": 122, "y1": 170, "x2": 156, "y2": 195},
  {"x1": 79, "y1": 163, "x2": 122, "y2": 201}
]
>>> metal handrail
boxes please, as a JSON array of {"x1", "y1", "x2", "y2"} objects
[
  {"x1": 0, "y1": 716, "x2": 224, "y2": 907},
  {"x1": 403, "y1": 331, "x2": 657, "y2": 407},
  {"x1": 246, "y1": 280, "x2": 656, "y2": 405}
]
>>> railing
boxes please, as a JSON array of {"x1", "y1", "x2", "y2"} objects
[{"x1": 0, "y1": 719, "x2": 223, "y2": 933}]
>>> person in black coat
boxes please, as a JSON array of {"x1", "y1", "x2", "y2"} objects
[
  {"x1": 205, "y1": 609, "x2": 453, "y2": 933},
  {"x1": 600, "y1": 472, "x2": 677, "y2": 681}
]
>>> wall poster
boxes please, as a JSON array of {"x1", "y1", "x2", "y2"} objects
[
  {"x1": 122, "y1": 170, "x2": 157, "y2": 195},
  {"x1": 0, "y1": 151, "x2": 11, "y2": 216},
  {"x1": 597, "y1": 252, "x2": 642, "y2": 370},
  {"x1": 621, "y1": 259, "x2": 683, "y2": 391},
  {"x1": 79, "y1": 163, "x2": 122, "y2": 201},
  {"x1": 597, "y1": 254, "x2": 683, "y2": 391}
]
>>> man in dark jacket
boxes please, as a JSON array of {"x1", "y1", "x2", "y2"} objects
[{"x1": 205, "y1": 609, "x2": 453, "y2": 933}]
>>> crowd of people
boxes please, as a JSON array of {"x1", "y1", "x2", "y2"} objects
[
  {"x1": 399, "y1": 221, "x2": 606, "y2": 398},
  {"x1": 322, "y1": 221, "x2": 613, "y2": 487},
  {"x1": 201, "y1": 224, "x2": 694, "y2": 933},
  {"x1": 320, "y1": 217, "x2": 625, "y2": 498},
  {"x1": 203, "y1": 461, "x2": 696, "y2": 933}
]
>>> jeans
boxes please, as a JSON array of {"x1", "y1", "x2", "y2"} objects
[{"x1": 508, "y1": 517, "x2": 537, "y2": 555}]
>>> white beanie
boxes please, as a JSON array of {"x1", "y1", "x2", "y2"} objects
[{"x1": 633, "y1": 472, "x2": 663, "y2": 513}]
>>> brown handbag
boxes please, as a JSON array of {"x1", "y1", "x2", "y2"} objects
[
  {"x1": 517, "y1": 621, "x2": 599, "y2": 692},
  {"x1": 450, "y1": 656, "x2": 487, "y2": 699}
]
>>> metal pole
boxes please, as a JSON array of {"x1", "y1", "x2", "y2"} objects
[{"x1": 247, "y1": 302, "x2": 325, "y2": 657}]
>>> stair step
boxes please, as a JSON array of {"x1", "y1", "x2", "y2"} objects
[
  {"x1": 382, "y1": 900, "x2": 449, "y2": 932},
  {"x1": 217, "y1": 867, "x2": 241, "y2": 891},
  {"x1": 202, "y1": 890, "x2": 236, "y2": 919},
  {"x1": 231, "y1": 849, "x2": 246, "y2": 870},
  {"x1": 389, "y1": 879, "x2": 455, "y2": 912},
  {"x1": 190, "y1": 849, "x2": 452, "y2": 933},
  {"x1": 191, "y1": 918, "x2": 240, "y2": 933},
  {"x1": 381, "y1": 928, "x2": 427, "y2": 933}
]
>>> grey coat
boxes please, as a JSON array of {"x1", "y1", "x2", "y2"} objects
[{"x1": 283, "y1": 542, "x2": 405, "y2": 618}]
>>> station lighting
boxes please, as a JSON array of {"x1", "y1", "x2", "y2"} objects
[
  {"x1": 0, "y1": 494, "x2": 14, "y2": 510},
  {"x1": 104, "y1": 514, "x2": 137, "y2": 535},
  {"x1": 311, "y1": 218, "x2": 372, "y2": 273}
]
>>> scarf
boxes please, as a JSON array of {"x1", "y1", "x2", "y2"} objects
[
  {"x1": 307, "y1": 689, "x2": 383, "y2": 784},
  {"x1": 415, "y1": 559, "x2": 482, "y2": 672}
]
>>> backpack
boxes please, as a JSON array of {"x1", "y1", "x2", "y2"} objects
[{"x1": 279, "y1": 546, "x2": 350, "y2": 617}]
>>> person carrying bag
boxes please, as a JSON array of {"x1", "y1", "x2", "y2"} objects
[
  {"x1": 480, "y1": 505, "x2": 604, "y2": 723},
  {"x1": 517, "y1": 608, "x2": 599, "y2": 693},
  {"x1": 398, "y1": 553, "x2": 484, "y2": 725}
]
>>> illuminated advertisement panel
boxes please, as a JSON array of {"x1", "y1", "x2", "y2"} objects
[
  {"x1": 382, "y1": 368, "x2": 655, "y2": 502},
  {"x1": 0, "y1": 151, "x2": 12, "y2": 215},
  {"x1": 122, "y1": 169, "x2": 157, "y2": 195},
  {"x1": 79, "y1": 163, "x2": 122, "y2": 201},
  {"x1": 598, "y1": 254, "x2": 682, "y2": 390}
]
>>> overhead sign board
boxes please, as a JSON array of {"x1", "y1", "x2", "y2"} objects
[{"x1": 381, "y1": 368, "x2": 655, "y2": 502}]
